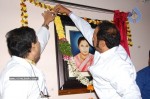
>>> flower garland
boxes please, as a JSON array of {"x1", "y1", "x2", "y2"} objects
[
  {"x1": 20, "y1": 0, "x2": 53, "y2": 26},
  {"x1": 126, "y1": 21, "x2": 133, "y2": 46},
  {"x1": 67, "y1": 57, "x2": 93, "y2": 86},
  {"x1": 54, "y1": 16, "x2": 72, "y2": 57}
]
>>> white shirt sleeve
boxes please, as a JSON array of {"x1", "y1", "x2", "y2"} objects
[
  {"x1": 69, "y1": 13, "x2": 94, "y2": 46},
  {"x1": 37, "y1": 27, "x2": 50, "y2": 53}
]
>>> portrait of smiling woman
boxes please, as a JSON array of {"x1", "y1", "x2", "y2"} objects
[{"x1": 74, "y1": 36, "x2": 94, "y2": 72}]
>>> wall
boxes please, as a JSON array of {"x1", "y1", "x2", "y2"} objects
[{"x1": 0, "y1": 0, "x2": 149, "y2": 99}]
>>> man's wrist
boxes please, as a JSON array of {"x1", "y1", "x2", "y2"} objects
[
  {"x1": 68, "y1": 11, "x2": 73, "y2": 16},
  {"x1": 65, "y1": 9, "x2": 72, "y2": 16},
  {"x1": 42, "y1": 24, "x2": 49, "y2": 29}
]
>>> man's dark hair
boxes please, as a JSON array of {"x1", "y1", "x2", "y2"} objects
[
  {"x1": 6, "y1": 27, "x2": 37, "y2": 58},
  {"x1": 77, "y1": 36, "x2": 89, "y2": 46},
  {"x1": 97, "y1": 21, "x2": 120, "y2": 49}
]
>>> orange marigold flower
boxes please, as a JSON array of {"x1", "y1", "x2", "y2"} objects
[{"x1": 87, "y1": 85, "x2": 94, "y2": 91}]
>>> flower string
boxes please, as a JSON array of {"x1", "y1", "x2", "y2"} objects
[
  {"x1": 54, "y1": 16, "x2": 72, "y2": 56},
  {"x1": 126, "y1": 21, "x2": 133, "y2": 46},
  {"x1": 20, "y1": 0, "x2": 53, "y2": 27},
  {"x1": 67, "y1": 57, "x2": 93, "y2": 86},
  {"x1": 54, "y1": 16, "x2": 66, "y2": 39},
  {"x1": 20, "y1": 0, "x2": 28, "y2": 27}
]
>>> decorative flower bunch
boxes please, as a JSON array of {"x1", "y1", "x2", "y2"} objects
[
  {"x1": 67, "y1": 57, "x2": 93, "y2": 86},
  {"x1": 126, "y1": 21, "x2": 133, "y2": 46},
  {"x1": 54, "y1": 16, "x2": 72, "y2": 57},
  {"x1": 20, "y1": 0, "x2": 53, "y2": 26}
]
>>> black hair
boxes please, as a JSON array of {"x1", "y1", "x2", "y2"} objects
[
  {"x1": 97, "y1": 20, "x2": 120, "y2": 49},
  {"x1": 6, "y1": 27, "x2": 37, "y2": 58},
  {"x1": 77, "y1": 36, "x2": 89, "y2": 46}
]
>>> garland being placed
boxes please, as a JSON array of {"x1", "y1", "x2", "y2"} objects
[
  {"x1": 20, "y1": 0, "x2": 94, "y2": 91},
  {"x1": 20, "y1": 0, "x2": 132, "y2": 93}
]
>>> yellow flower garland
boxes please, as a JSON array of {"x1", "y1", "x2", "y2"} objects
[
  {"x1": 20, "y1": 0, "x2": 53, "y2": 26},
  {"x1": 54, "y1": 16, "x2": 65, "y2": 39}
]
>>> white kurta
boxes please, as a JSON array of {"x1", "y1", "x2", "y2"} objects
[
  {"x1": 69, "y1": 13, "x2": 141, "y2": 99},
  {"x1": 0, "y1": 27, "x2": 50, "y2": 99}
]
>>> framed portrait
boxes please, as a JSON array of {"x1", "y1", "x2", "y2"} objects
[{"x1": 55, "y1": 15, "x2": 96, "y2": 95}]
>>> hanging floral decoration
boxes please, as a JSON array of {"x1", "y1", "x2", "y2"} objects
[
  {"x1": 20, "y1": 0, "x2": 53, "y2": 27},
  {"x1": 20, "y1": 0, "x2": 28, "y2": 27},
  {"x1": 126, "y1": 21, "x2": 133, "y2": 46},
  {"x1": 54, "y1": 16, "x2": 72, "y2": 57},
  {"x1": 20, "y1": 0, "x2": 132, "y2": 92}
]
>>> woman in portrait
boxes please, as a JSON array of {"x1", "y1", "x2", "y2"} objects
[{"x1": 74, "y1": 36, "x2": 94, "y2": 72}]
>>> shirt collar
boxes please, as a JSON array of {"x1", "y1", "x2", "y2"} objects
[
  {"x1": 100, "y1": 46, "x2": 118, "y2": 61},
  {"x1": 11, "y1": 56, "x2": 36, "y2": 68}
]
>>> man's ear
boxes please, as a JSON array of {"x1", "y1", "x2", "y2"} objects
[
  {"x1": 101, "y1": 40, "x2": 106, "y2": 47},
  {"x1": 31, "y1": 43, "x2": 36, "y2": 52},
  {"x1": 99, "y1": 40, "x2": 109, "y2": 52},
  {"x1": 31, "y1": 43, "x2": 36, "y2": 48},
  {"x1": 98, "y1": 40, "x2": 107, "y2": 50}
]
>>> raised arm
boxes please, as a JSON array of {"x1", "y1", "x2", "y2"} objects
[
  {"x1": 37, "y1": 10, "x2": 55, "y2": 53},
  {"x1": 54, "y1": 4, "x2": 94, "y2": 46}
]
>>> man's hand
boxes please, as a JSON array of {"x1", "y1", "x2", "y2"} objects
[
  {"x1": 42, "y1": 10, "x2": 55, "y2": 28},
  {"x1": 54, "y1": 4, "x2": 71, "y2": 15}
]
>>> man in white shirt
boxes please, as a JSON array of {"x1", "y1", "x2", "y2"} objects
[
  {"x1": 54, "y1": 4, "x2": 141, "y2": 99},
  {"x1": 0, "y1": 11, "x2": 55, "y2": 99}
]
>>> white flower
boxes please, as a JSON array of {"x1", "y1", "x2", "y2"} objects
[{"x1": 68, "y1": 57, "x2": 92, "y2": 86}]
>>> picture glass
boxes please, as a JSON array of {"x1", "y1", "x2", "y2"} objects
[{"x1": 65, "y1": 26, "x2": 95, "y2": 77}]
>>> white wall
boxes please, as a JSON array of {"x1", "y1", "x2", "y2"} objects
[{"x1": 0, "y1": 0, "x2": 149, "y2": 99}]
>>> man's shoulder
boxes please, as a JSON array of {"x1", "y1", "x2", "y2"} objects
[{"x1": 3, "y1": 63, "x2": 31, "y2": 77}]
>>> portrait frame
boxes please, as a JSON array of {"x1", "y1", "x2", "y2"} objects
[{"x1": 54, "y1": 15, "x2": 96, "y2": 95}]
